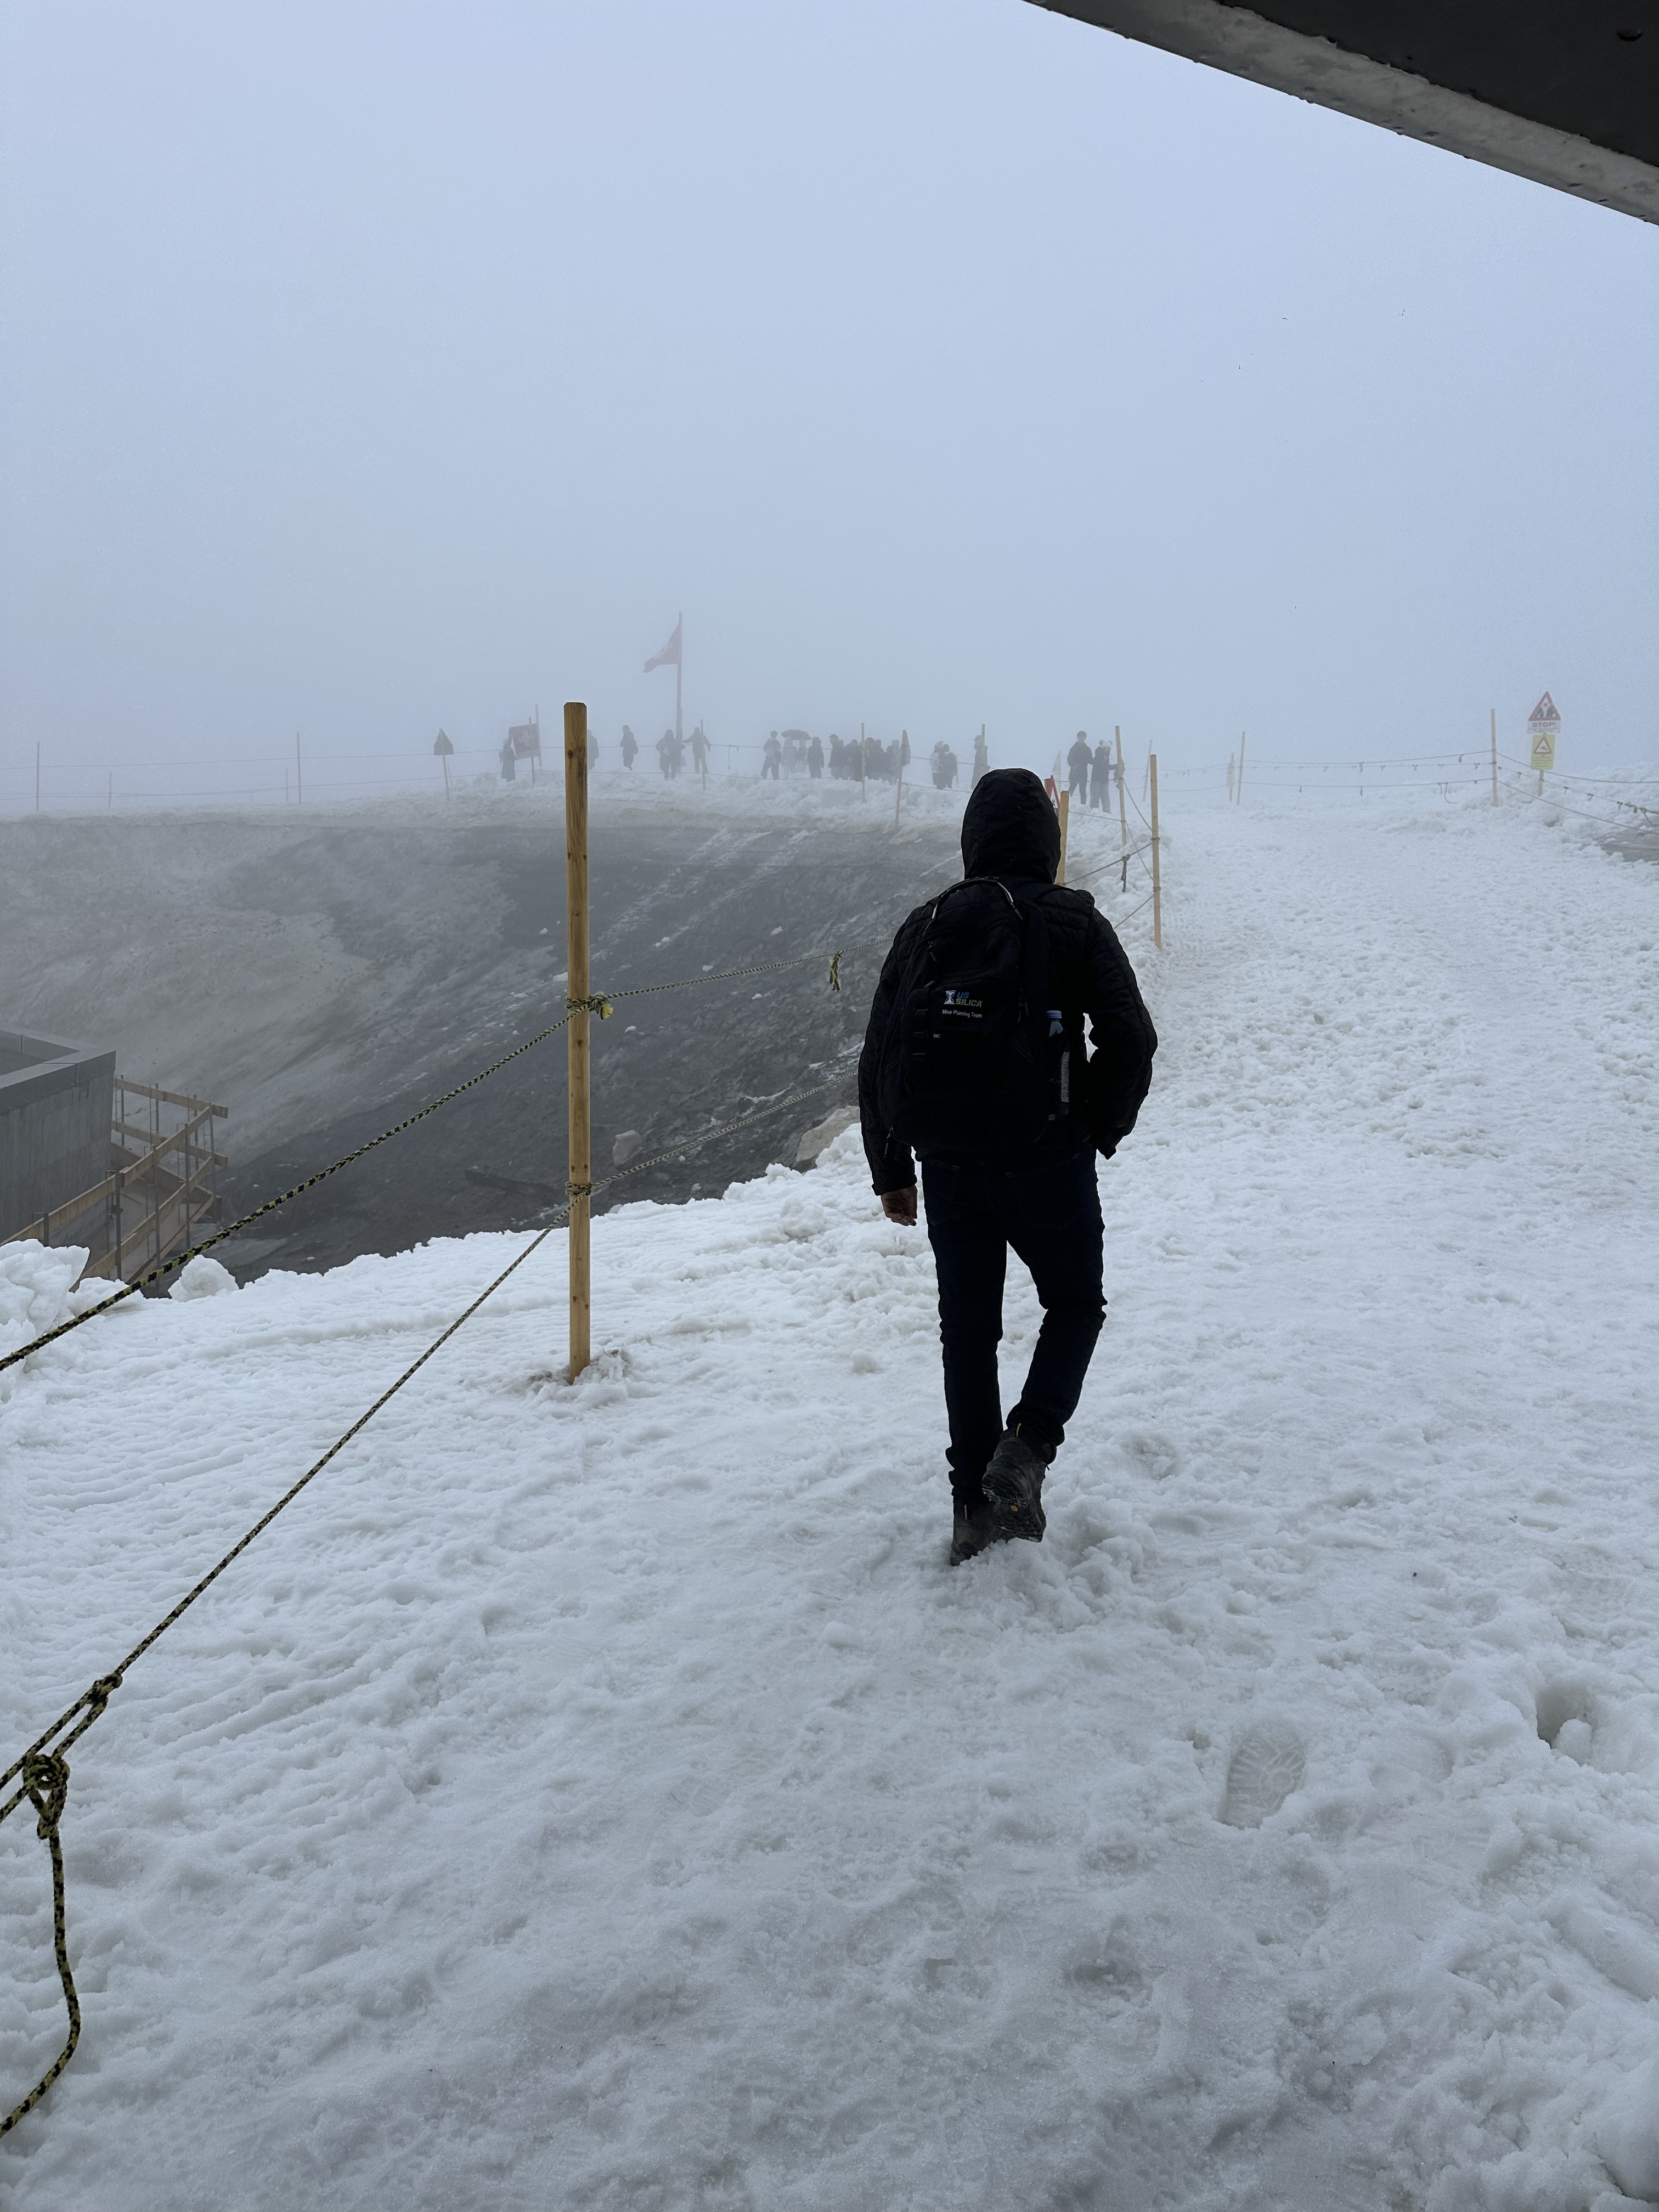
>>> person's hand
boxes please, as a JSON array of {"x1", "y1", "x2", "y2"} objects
[{"x1": 881, "y1": 1187, "x2": 918, "y2": 1227}]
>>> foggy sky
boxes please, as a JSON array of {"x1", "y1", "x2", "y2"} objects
[{"x1": 2, "y1": 0, "x2": 1656, "y2": 795}]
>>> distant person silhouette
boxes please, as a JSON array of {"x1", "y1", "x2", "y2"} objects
[
  {"x1": 1068, "y1": 732, "x2": 1092, "y2": 801},
  {"x1": 762, "y1": 732, "x2": 782, "y2": 781},
  {"x1": 620, "y1": 725, "x2": 639, "y2": 770},
  {"x1": 808, "y1": 734, "x2": 824, "y2": 779}
]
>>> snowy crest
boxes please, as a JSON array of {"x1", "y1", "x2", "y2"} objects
[
  {"x1": 168, "y1": 1254, "x2": 238, "y2": 1301},
  {"x1": 0, "y1": 1240, "x2": 125, "y2": 1392}
]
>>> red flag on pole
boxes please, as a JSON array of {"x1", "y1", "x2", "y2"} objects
[{"x1": 644, "y1": 618, "x2": 682, "y2": 672}]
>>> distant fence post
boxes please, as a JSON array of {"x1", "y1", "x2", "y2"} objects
[
  {"x1": 1149, "y1": 752, "x2": 1163, "y2": 950},
  {"x1": 1115, "y1": 726, "x2": 1128, "y2": 863},
  {"x1": 894, "y1": 734, "x2": 905, "y2": 827},
  {"x1": 565, "y1": 702, "x2": 592, "y2": 1381},
  {"x1": 1491, "y1": 707, "x2": 1498, "y2": 805},
  {"x1": 1056, "y1": 788, "x2": 1069, "y2": 882},
  {"x1": 860, "y1": 723, "x2": 867, "y2": 804},
  {"x1": 1236, "y1": 731, "x2": 1246, "y2": 805}
]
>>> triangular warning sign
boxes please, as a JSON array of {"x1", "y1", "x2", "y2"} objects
[{"x1": 1528, "y1": 691, "x2": 1560, "y2": 727}]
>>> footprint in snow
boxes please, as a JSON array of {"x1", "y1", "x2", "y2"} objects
[{"x1": 1219, "y1": 1722, "x2": 1307, "y2": 1829}]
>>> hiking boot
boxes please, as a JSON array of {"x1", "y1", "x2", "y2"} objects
[
  {"x1": 983, "y1": 1429, "x2": 1051, "y2": 1544},
  {"x1": 949, "y1": 1500, "x2": 996, "y2": 1566}
]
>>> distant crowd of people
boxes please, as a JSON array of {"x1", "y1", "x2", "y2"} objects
[
  {"x1": 533, "y1": 720, "x2": 1018, "y2": 793},
  {"x1": 610, "y1": 723, "x2": 710, "y2": 778}
]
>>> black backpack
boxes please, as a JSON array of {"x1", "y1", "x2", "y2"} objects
[{"x1": 874, "y1": 879, "x2": 1062, "y2": 1155}]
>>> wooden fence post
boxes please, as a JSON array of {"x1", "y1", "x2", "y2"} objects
[
  {"x1": 894, "y1": 732, "x2": 906, "y2": 827},
  {"x1": 1149, "y1": 752, "x2": 1163, "y2": 950},
  {"x1": 565, "y1": 701, "x2": 592, "y2": 1381},
  {"x1": 1115, "y1": 726, "x2": 1128, "y2": 857},
  {"x1": 1056, "y1": 788, "x2": 1069, "y2": 882},
  {"x1": 1236, "y1": 731, "x2": 1246, "y2": 805},
  {"x1": 1491, "y1": 707, "x2": 1498, "y2": 805}
]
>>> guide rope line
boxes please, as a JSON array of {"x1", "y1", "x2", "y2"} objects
[
  {"x1": 1068, "y1": 842, "x2": 1153, "y2": 896},
  {"x1": 0, "y1": 1011, "x2": 576, "y2": 1379},
  {"x1": 1, "y1": 944, "x2": 882, "y2": 1380},
  {"x1": 1493, "y1": 770, "x2": 1646, "y2": 834},
  {"x1": 601, "y1": 941, "x2": 889, "y2": 1005},
  {"x1": 1494, "y1": 755, "x2": 1659, "y2": 824},
  {"x1": 0, "y1": 1065, "x2": 847, "y2": 2138}
]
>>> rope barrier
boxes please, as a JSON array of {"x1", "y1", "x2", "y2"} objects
[
  {"x1": 602, "y1": 940, "x2": 889, "y2": 1005},
  {"x1": 1, "y1": 943, "x2": 883, "y2": 1380},
  {"x1": 1069, "y1": 842, "x2": 1154, "y2": 895},
  {"x1": 1492, "y1": 771, "x2": 1652, "y2": 834},
  {"x1": 0, "y1": 1013, "x2": 577, "y2": 1379},
  {"x1": 0, "y1": 1064, "x2": 849, "y2": 2137}
]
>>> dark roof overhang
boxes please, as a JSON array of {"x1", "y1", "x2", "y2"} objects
[{"x1": 1028, "y1": 1, "x2": 1659, "y2": 224}]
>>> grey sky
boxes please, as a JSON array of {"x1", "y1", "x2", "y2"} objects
[{"x1": 2, "y1": 0, "x2": 1655, "y2": 796}]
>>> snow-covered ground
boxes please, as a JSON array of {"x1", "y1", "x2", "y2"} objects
[{"x1": 3, "y1": 790, "x2": 1658, "y2": 2210}]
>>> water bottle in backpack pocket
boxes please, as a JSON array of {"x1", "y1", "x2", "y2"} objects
[{"x1": 876, "y1": 880, "x2": 1060, "y2": 1155}]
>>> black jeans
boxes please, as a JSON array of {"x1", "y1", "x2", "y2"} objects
[{"x1": 920, "y1": 1147, "x2": 1105, "y2": 1506}]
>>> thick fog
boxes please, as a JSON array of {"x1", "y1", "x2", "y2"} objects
[{"x1": 1, "y1": 0, "x2": 1656, "y2": 806}]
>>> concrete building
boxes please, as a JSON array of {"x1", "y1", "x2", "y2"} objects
[{"x1": 0, "y1": 1029, "x2": 117, "y2": 1243}]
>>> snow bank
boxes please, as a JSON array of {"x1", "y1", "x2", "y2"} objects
[
  {"x1": 2, "y1": 791, "x2": 1658, "y2": 2210},
  {"x1": 0, "y1": 1243, "x2": 129, "y2": 1400}
]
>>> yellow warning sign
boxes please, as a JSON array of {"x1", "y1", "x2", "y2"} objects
[{"x1": 1527, "y1": 691, "x2": 1560, "y2": 777}]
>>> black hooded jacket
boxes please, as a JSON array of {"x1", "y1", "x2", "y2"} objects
[{"x1": 857, "y1": 768, "x2": 1157, "y2": 1193}]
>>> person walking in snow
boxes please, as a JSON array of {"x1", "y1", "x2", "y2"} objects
[
  {"x1": 621, "y1": 725, "x2": 639, "y2": 770},
  {"x1": 807, "y1": 733, "x2": 824, "y2": 779},
  {"x1": 972, "y1": 728, "x2": 989, "y2": 787},
  {"x1": 859, "y1": 769, "x2": 1156, "y2": 1566},
  {"x1": 1067, "y1": 731, "x2": 1092, "y2": 803},
  {"x1": 690, "y1": 721, "x2": 710, "y2": 776},
  {"x1": 762, "y1": 732, "x2": 782, "y2": 780}
]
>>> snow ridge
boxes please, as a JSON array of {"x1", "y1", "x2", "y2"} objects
[{"x1": 2, "y1": 793, "x2": 1658, "y2": 2210}]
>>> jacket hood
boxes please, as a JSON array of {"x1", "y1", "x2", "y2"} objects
[{"x1": 961, "y1": 768, "x2": 1060, "y2": 882}]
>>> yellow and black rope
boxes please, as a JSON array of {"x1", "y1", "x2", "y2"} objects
[
  {"x1": 0, "y1": 1064, "x2": 852, "y2": 2136},
  {"x1": 2, "y1": 943, "x2": 879, "y2": 1379}
]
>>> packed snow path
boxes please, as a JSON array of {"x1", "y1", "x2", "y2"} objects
[{"x1": 3, "y1": 795, "x2": 1658, "y2": 2211}]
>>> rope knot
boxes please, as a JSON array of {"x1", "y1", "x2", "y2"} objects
[
  {"x1": 567, "y1": 1181, "x2": 593, "y2": 1201},
  {"x1": 21, "y1": 1752, "x2": 69, "y2": 1841},
  {"x1": 828, "y1": 950, "x2": 843, "y2": 994},
  {"x1": 86, "y1": 1673, "x2": 122, "y2": 1720},
  {"x1": 566, "y1": 994, "x2": 613, "y2": 1018}
]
